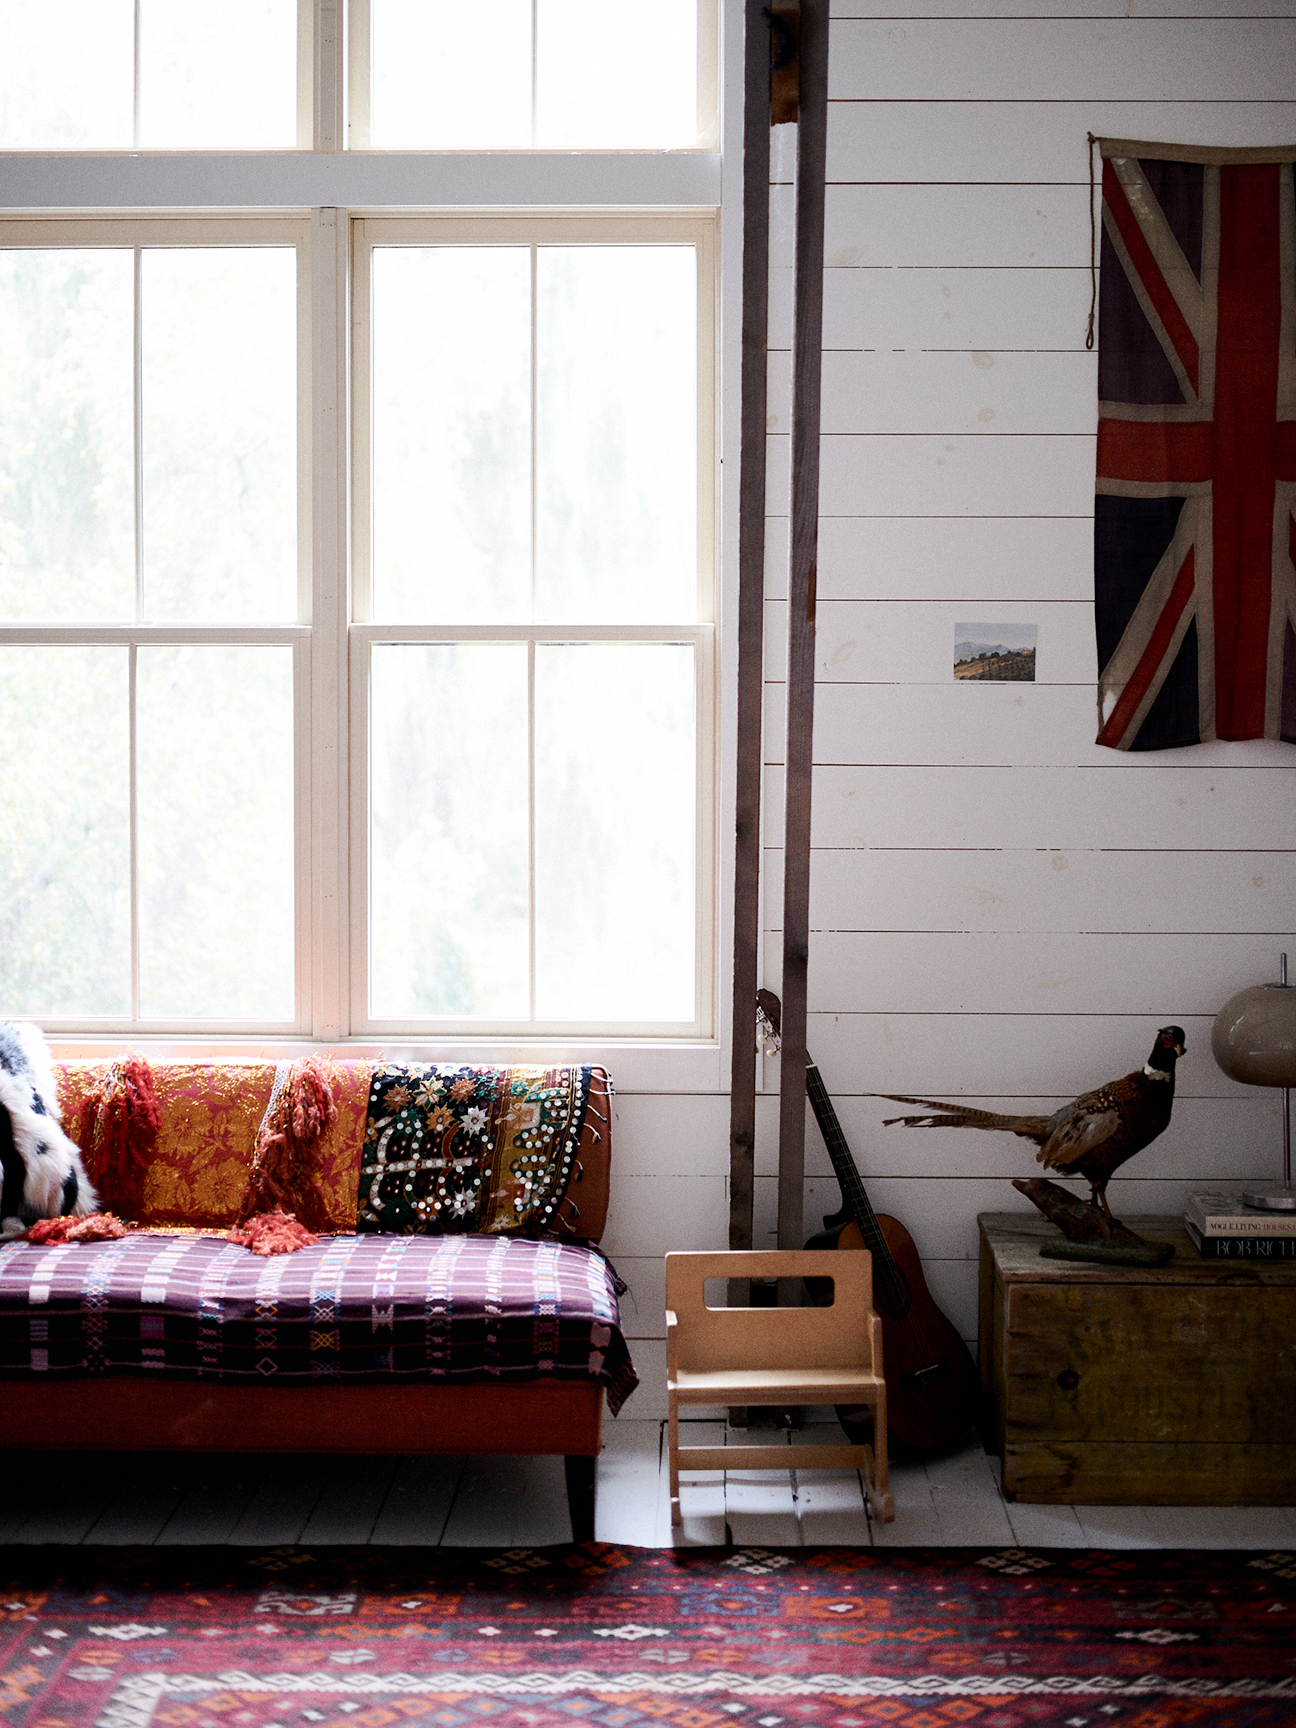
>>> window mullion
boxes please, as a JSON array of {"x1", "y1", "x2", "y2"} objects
[
  {"x1": 528, "y1": 637, "x2": 537, "y2": 1024},
  {"x1": 133, "y1": 247, "x2": 144, "y2": 621},
  {"x1": 311, "y1": 0, "x2": 344, "y2": 152},
  {"x1": 132, "y1": 0, "x2": 142, "y2": 151},
  {"x1": 128, "y1": 641, "x2": 140, "y2": 1021},
  {"x1": 530, "y1": 0, "x2": 539, "y2": 149},
  {"x1": 309, "y1": 207, "x2": 350, "y2": 1039}
]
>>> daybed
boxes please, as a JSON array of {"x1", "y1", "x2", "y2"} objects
[{"x1": 0, "y1": 1058, "x2": 633, "y2": 1542}]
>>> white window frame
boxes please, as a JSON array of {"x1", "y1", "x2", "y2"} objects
[
  {"x1": 346, "y1": 213, "x2": 718, "y2": 1040},
  {"x1": 0, "y1": 0, "x2": 736, "y2": 1088}
]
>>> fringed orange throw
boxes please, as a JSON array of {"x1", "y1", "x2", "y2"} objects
[
  {"x1": 235, "y1": 1057, "x2": 338, "y2": 1234},
  {"x1": 76, "y1": 1057, "x2": 161, "y2": 1220},
  {"x1": 226, "y1": 1209, "x2": 319, "y2": 1256},
  {"x1": 25, "y1": 1212, "x2": 131, "y2": 1244}
]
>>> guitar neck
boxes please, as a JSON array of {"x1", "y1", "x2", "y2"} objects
[{"x1": 804, "y1": 1059, "x2": 901, "y2": 1283}]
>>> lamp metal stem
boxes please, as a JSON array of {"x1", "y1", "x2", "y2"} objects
[{"x1": 1239, "y1": 949, "x2": 1296, "y2": 1210}]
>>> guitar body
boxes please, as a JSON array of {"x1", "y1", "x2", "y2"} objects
[
  {"x1": 805, "y1": 1214, "x2": 980, "y2": 1455},
  {"x1": 755, "y1": 988, "x2": 980, "y2": 1456}
]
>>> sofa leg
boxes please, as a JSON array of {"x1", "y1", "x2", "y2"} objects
[{"x1": 564, "y1": 1453, "x2": 596, "y2": 1544}]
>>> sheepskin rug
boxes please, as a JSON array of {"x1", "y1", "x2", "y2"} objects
[{"x1": 0, "y1": 1022, "x2": 96, "y2": 1237}]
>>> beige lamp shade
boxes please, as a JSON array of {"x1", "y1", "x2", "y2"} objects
[{"x1": 1212, "y1": 985, "x2": 1296, "y2": 1087}]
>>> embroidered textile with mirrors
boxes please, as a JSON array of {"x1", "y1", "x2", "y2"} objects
[{"x1": 358, "y1": 1064, "x2": 597, "y2": 1236}]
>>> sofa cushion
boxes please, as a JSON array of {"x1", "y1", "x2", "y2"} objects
[
  {"x1": 0, "y1": 1232, "x2": 637, "y2": 1415},
  {"x1": 54, "y1": 1061, "x2": 612, "y2": 1241},
  {"x1": 357, "y1": 1063, "x2": 604, "y2": 1236},
  {"x1": 56, "y1": 1061, "x2": 370, "y2": 1232}
]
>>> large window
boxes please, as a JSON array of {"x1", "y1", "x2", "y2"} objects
[
  {"x1": 0, "y1": 215, "x2": 715, "y2": 1037},
  {"x1": 0, "y1": 4, "x2": 719, "y2": 1044}
]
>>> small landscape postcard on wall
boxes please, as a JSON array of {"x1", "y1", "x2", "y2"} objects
[{"x1": 954, "y1": 622, "x2": 1037, "y2": 682}]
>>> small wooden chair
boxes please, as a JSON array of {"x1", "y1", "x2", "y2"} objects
[{"x1": 665, "y1": 1248, "x2": 894, "y2": 1526}]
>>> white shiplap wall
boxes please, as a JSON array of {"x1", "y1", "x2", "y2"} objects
[{"x1": 630, "y1": 0, "x2": 1296, "y2": 1412}]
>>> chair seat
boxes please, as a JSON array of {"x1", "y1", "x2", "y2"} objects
[{"x1": 671, "y1": 1365, "x2": 884, "y2": 1401}]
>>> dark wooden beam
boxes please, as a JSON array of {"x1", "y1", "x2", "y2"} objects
[
  {"x1": 777, "y1": 0, "x2": 829, "y2": 1251},
  {"x1": 729, "y1": 0, "x2": 773, "y2": 1259}
]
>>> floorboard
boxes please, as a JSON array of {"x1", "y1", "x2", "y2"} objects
[
  {"x1": 82, "y1": 1456, "x2": 196, "y2": 1546},
  {"x1": 298, "y1": 1457, "x2": 401, "y2": 1547},
  {"x1": 227, "y1": 1455, "x2": 329, "y2": 1547},
  {"x1": 441, "y1": 1453, "x2": 572, "y2": 1548},
  {"x1": 10, "y1": 1455, "x2": 116, "y2": 1546},
  {"x1": 672, "y1": 1419, "x2": 728, "y2": 1546},
  {"x1": 156, "y1": 1457, "x2": 260, "y2": 1545},
  {"x1": 1070, "y1": 1505, "x2": 1160, "y2": 1549},
  {"x1": 595, "y1": 1421, "x2": 667, "y2": 1547},
  {"x1": 2, "y1": 1431, "x2": 1293, "y2": 1549},
  {"x1": 370, "y1": 1456, "x2": 466, "y2": 1546},
  {"x1": 922, "y1": 1446, "x2": 1017, "y2": 1546},
  {"x1": 724, "y1": 1427, "x2": 801, "y2": 1547}
]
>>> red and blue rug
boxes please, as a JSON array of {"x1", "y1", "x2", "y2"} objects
[{"x1": 1, "y1": 1543, "x2": 1293, "y2": 1727}]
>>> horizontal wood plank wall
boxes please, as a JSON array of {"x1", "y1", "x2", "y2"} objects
[{"x1": 725, "y1": 0, "x2": 1296, "y2": 1390}]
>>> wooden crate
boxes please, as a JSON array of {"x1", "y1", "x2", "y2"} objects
[{"x1": 978, "y1": 1213, "x2": 1296, "y2": 1505}]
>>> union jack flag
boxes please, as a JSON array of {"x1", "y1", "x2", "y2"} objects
[{"x1": 1095, "y1": 140, "x2": 1296, "y2": 750}]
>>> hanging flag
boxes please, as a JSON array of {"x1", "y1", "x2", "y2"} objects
[{"x1": 1094, "y1": 138, "x2": 1296, "y2": 750}]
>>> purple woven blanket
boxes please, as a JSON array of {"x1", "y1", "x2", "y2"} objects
[{"x1": 0, "y1": 1234, "x2": 638, "y2": 1415}]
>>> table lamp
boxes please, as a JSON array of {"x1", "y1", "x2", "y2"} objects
[{"x1": 1211, "y1": 951, "x2": 1296, "y2": 1211}]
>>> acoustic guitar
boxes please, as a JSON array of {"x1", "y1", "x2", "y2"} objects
[{"x1": 758, "y1": 989, "x2": 979, "y2": 1454}]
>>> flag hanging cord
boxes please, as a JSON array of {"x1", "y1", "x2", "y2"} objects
[{"x1": 1086, "y1": 131, "x2": 1098, "y2": 350}]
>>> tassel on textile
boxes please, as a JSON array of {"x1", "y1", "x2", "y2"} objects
[
  {"x1": 227, "y1": 1208, "x2": 319, "y2": 1256},
  {"x1": 76, "y1": 1057, "x2": 160, "y2": 1221},
  {"x1": 25, "y1": 1212, "x2": 131, "y2": 1244},
  {"x1": 236, "y1": 1057, "x2": 338, "y2": 1232}
]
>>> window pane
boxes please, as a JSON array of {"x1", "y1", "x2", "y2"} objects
[
  {"x1": 0, "y1": 251, "x2": 135, "y2": 622},
  {"x1": 141, "y1": 249, "x2": 297, "y2": 621},
  {"x1": 536, "y1": 0, "x2": 697, "y2": 149},
  {"x1": 136, "y1": 645, "x2": 295, "y2": 1019},
  {"x1": 537, "y1": 248, "x2": 697, "y2": 622},
  {"x1": 370, "y1": 644, "x2": 529, "y2": 1020},
  {"x1": 139, "y1": 0, "x2": 297, "y2": 149},
  {"x1": 0, "y1": 1, "x2": 133, "y2": 149},
  {"x1": 366, "y1": 0, "x2": 700, "y2": 149},
  {"x1": 370, "y1": 0, "x2": 531, "y2": 149},
  {"x1": 371, "y1": 249, "x2": 530, "y2": 622},
  {"x1": 535, "y1": 643, "x2": 694, "y2": 1021},
  {"x1": 0, "y1": 647, "x2": 130, "y2": 1016}
]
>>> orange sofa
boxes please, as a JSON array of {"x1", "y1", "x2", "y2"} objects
[{"x1": 0, "y1": 1061, "x2": 621, "y2": 1542}]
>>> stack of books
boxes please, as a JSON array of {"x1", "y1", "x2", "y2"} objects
[{"x1": 1184, "y1": 1191, "x2": 1296, "y2": 1259}]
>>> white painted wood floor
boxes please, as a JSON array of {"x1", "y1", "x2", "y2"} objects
[{"x1": 5, "y1": 1421, "x2": 1296, "y2": 1549}]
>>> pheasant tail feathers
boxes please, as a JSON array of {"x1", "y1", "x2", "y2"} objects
[{"x1": 878, "y1": 1094, "x2": 1051, "y2": 1140}]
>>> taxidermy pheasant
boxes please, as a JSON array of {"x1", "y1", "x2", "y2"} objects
[{"x1": 878, "y1": 1026, "x2": 1187, "y2": 1224}]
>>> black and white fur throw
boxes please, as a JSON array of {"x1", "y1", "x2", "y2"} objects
[{"x1": 0, "y1": 1022, "x2": 97, "y2": 1238}]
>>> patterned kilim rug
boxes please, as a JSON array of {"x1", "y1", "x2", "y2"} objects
[{"x1": 1, "y1": 1543, "x2": 1294, "y2": 1727}]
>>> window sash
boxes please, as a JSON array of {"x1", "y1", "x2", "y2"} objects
[
  {"x1": 348, "y1": 622, "x2": 716, "y2": 1039},
  {"x1": 346, "y1": 0, "x2": 719, "y2": 153},
  {"x1": 0, "y1": 216, "x2": 314, "y2": 1034},
  {"x1": 351, "y1": 215, "x2": 716, "y2": 631}
]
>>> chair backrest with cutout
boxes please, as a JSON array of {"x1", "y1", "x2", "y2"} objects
[{"x1": 665, "y1": 1249, "x2": 876, "y2": 1375}]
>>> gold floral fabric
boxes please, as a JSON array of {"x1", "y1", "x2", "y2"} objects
[{"x1": 56, "y1": 1061, "x2": 372, "y2": 1230}]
